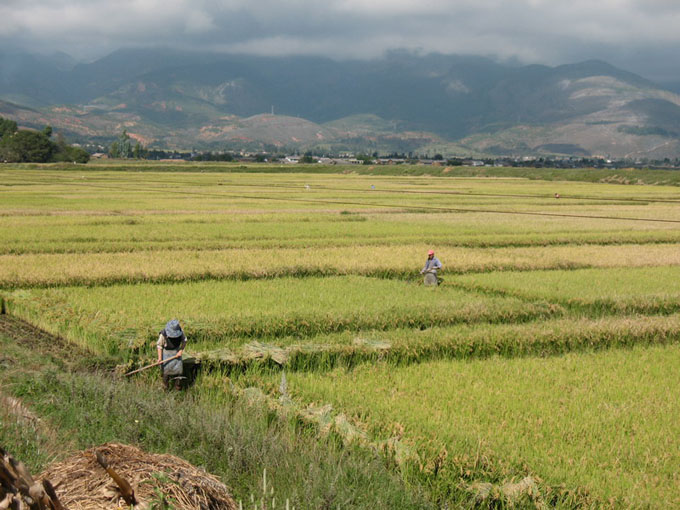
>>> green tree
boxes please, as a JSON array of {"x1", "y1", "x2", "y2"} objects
[
  {"x1": 52, "y1": 135, "x2": 90, "y2": 163},
  {"x1": 109, "y1": 131, "x2": 132, "y2": 159},
  {"x1": 356, "y1": 154, "x2": 374, "y2": 165},
  {"x1": 0, "y1": 130, "x2": 54, "y2": 162},
  {"x1": 119, "y1": 130, "x2": 132, "y2": 159},
  {"x1": 0, "y1": 117, "x2": 89, "y2": 164},
  {"x1": 109, "y1": 141, "x2": 120, "y2": 158},
  {"x1": 0, "y1": 117, "x2": 18, "y2": 138}
]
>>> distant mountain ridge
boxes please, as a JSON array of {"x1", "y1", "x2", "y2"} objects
[{"x1": 1, "y1": 48, "x2": 680, "y2": 157}]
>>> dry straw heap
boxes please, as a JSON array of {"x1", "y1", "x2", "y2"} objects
[
  {"x1": 2, "y1": 443, "x2": 237, "y2": 510},
  {"x1": 1, "y1": 445, "x2": 66, "y2": 510}
]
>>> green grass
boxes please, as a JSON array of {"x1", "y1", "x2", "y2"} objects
[
  {"x1": 9, "y1": 161, "x2": 680, "y2": 187},
  {"x1": 267, "y1": 343, "x2": 680, "y2": 508},
  {"x1": 454, "y1": 266, "x2": 680, "y2": 314},
  {"x1": 0, "y1": 398, "x2": 57, "y2": 470},
  {"x1": 4, "y1": 276, "x2": 554, "y2": 355},
  {"x1": 0, "y1": 331, "x2": 433, "y2": 510},
  {"x1": 3, "y1": 167, "x2": 680, "y2": 212}
]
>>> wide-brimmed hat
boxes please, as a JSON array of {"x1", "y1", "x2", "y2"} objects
[{"x1": 164, "y1": 319, "x2": 184, "y2": 338}]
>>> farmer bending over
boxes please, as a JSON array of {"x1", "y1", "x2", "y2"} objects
[{"x1": 157, "y1": 319, "x2": 187, "y2": 390}]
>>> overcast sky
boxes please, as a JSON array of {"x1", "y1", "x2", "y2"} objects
[{"x1": 2, "y1": 0, "x2": 680, "y2": 82}]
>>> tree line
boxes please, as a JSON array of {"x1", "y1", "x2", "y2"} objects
[{"x1": 0, "y1": 116, "x2": 90, "y2": 163}]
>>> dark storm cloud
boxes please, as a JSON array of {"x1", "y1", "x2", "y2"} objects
[{"x1": 1, "y1": 0, "x2": 679, "y2": 81}]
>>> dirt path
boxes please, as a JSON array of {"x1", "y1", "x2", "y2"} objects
[{"x1": 0, "y1": 314, "x2": 98, "y2": 370}]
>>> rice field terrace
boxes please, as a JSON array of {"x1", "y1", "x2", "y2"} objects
[
  {"x1": 2, "y1": 162, "x2": 680, "y2": 509},
  {"x1": 255, "y1": 343, "x2": 680, "y2": 508}
]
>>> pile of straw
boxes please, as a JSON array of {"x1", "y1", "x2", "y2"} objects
[
  {"x1": 39, "y1": 443, "x2": 237, "y2": 510},
  {"x1": 2, "y1": 446, "x2": 64, "y2": 510}
]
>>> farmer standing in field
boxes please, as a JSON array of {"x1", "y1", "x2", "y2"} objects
[
  {"x1": 157, "y1": 319, "x2": 186, "y2": 390},
  {"x1": 420, "y1": 249, "x2": 442, "y2": 285}
]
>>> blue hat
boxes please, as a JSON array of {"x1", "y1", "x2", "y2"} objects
[{"x1": 164, "y1": 319, "x2": 184, "y2": 338}]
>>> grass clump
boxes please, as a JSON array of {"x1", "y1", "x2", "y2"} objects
[{"x1": 0, "y1": 396, "x2": 57, "y2": 470}]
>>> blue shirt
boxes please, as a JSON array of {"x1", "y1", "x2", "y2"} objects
[{"x1": 422, "y1": 256, "x2": 442, "y2": 272}]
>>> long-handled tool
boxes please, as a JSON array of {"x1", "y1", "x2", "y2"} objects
[{"x1": 124, "y1": 353, "x2": 180, "y2": 377}]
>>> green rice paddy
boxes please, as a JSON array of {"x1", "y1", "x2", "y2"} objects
[
  {"x1": 2, "y1": 162, "x2": 680, "y2": 508},
  {"x1": 271, "y1": 343, "x2": 680, "y2": 507}
]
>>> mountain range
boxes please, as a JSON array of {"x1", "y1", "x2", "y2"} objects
[{"x1": 1, "y1": 48, "x2": 680, "y2": 158}]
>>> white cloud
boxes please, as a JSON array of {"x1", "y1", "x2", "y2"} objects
[
  {"x1": 184, "y1": 11, "x2": 216, "y2": 34},
  {"x1": 2, "y1": 0, "x2": 680, "y2": 80}
]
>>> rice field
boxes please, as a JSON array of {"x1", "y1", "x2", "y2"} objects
[
  {"x1": 267, "y1": 343, "x2": 680, "y2": 508},
  {"x1": 5, "y1": 277, "x2": 555, "y2": 354},
  {"x1": 2, "y1": 163, "x2": 680, "y2": 508},
  {"x1": 454, "y1": 266, "x2": 680, "y2": 314},
  {"x1": 3, "y1": 243, "x2": 680, "y2": 287}
]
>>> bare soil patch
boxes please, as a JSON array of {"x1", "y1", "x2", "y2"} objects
[{"x1": 0, "y1": 315, "x2": 98, "y2": 370}]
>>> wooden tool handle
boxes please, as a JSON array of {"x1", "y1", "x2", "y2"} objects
[{"x1": 96, "y1": 452, "x2": 137, "y2": 506}]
